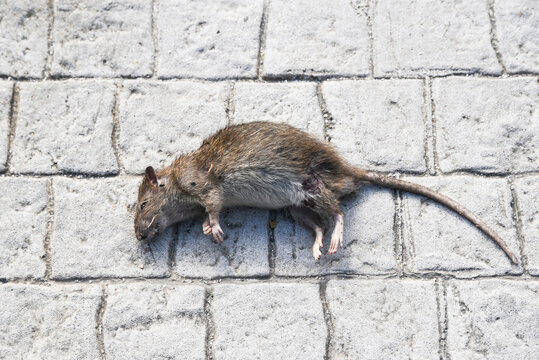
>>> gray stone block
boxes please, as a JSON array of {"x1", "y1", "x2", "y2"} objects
[
  {"x1": 156, "y1": 0, "x2": 263, "y2": 79},
  {"x1": 104, "y1": 283, "x2": 206, "y2": 360},
  {"x1": 323, "y1": 79, "x2": 426, "y2": 173},
  {"x1": 0, "y1": 0, "x2": 48, "y2": 78},
  {"x1": 175, "y1": 208, "x2": 270, "y2": 278},
  {"x1": 0, "y1": 81, "x2": 12, "y2": 172},
  {"x1": 401, "y1": 176, "x2": 520, "y2": 276},
  {"x1": 446, "y1": 280, "x2": 539, "y2": 359},
  {"x1": 233, "y1": 82, "x2": 324, "y2": 139},
  {"x1": 326, "y1": 279, "x2": 439, "y2": 360},
  {"x1": 118, "y1": 80, "x2": 228, "y2": 174},
  {"x1": 52, "y1": 0, "x2": 153, "y2": 77},
  {"x1": 495, "y1": 0, "x2": 538, "y2": 73},
  {"x1": 373, "y1": 0, "x2": 501, "y2": 76},
  {"x1": 213, "y1": 283, "x2": 326, "y2": 359},
  {"x1": 0, "y1": 178, "x2": 47, "y2": 279},
  {"x1": 11, "y1": 80, "x2": 118, "y2": 175},
  {"x1": 264, "y1": 0, "x2": 370, "y2": 78},
  {"x1": 51, "y1": 177, "x2": 170, "y2": 279},
  {"x1": 433, "y1": 77, "x2": 538, "y2": 173},
  {"x1": 274, "y1": 185, "x2": 396, "y2": 276},
  {"x1": 514, "y1": 176, "x2": 539, "y2": 275},
  {"x1": 0, "y1": 284, "x2": 101, "y2": 359}
]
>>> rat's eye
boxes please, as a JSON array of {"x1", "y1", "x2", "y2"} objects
[
  {"x1": 140, "y1": 201, "x2": 148, "y2": 210},
  {"x1": 159, "y1": 183, "x2": 165, "y2": 187},
  {"x1": 190, "y1": 182, "x2": 196, "y2": 187}
]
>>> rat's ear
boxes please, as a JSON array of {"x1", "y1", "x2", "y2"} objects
[{"x1": 145, "y1": 166, "x2": 158, "y2": 186}]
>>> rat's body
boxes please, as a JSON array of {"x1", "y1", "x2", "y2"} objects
[{"x1": 135, "y1": 122, "x2": 518, "y2": 264}]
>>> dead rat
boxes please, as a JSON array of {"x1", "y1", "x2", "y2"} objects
[{"x1": 134, "y1": 121, "x2": 518, "y2": 264}]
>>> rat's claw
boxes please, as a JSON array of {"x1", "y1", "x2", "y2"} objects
[{"x1": 212, "y1": 223, "x2": 225, "y2": 243}]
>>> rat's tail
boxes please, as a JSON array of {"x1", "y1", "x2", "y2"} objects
[{"x1": 356, "y1": 170, "x2": 519, "y2": 265}]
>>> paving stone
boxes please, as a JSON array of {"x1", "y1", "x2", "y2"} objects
[
  {"x1": 323, "y1": 79, "x2": 426, "y2": 173},
  {"x1": 11, "y1": 80, "x2": 118, "y2": 175},
  {"x1": 264, "y1": 0, "x2": 370, "y2": 78},
  {"x1": 274, "y1": 185, "x2": 396, "y2": 276},
  {"x1": 0, "y1": 178, "x2": 47, "y2": 280},
  {"x1": 326, "y1": 279, "x2": 439, "y2": 360},
  {"x1": 118, "y1": 80, "x2": 228, "y2": 174},
  {"x1": 433, "y1": 77, "x2": 538, "y2": 173},
  {"x1": 0, "y1": 0, "x2": 49, "y2": 78},
  {"x1": 0, "y1": 82, "x2": 12, "y2": 172},
  {"x1": 446, "y1": 280, "x2": 539, "y2": 360},
  {"x1": 514, "y1": 176, "x2": 539, "y2": 275},
  {"x1": 52, "y1": 0, "x2": 153, "y2": 77},
  {"x1": 494, "y1": 0, "x2": 538, "y2": 74},
  {"x1": 401, "y1": 176, "x2": 520, "y2": 276},
  {"x1": 104, "y1": 283, "x2": 206, "y2": 360},
  {"x1": 175, "y1": 208, "x2": 269, "y2": 278},
  {"x1": 0, "y1": 284, "x2": 101, "y2": 359},
  {"x1": 233, "y1": 82, "x2": 324, "y2": 139},
  {"x1": 156, "y1": 0, "x2": 263, "y2": 79},
  {"x1": 51, "y1": 177, "x2": 170, "y2": 279},
  {"x1": 373, "y1": 0, "x2": 501, "y2": 76},
  {"x1": 213, "y1": 283, "x2": 325, "y2": 359}
]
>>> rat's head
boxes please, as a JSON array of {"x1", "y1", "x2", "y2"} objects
[{"x1": 134, "y1": 166, "x2": 202, "y2": 241}]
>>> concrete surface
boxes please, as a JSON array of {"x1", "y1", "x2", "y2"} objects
[{"x1": 0, "y1": 0, "x2": 537, "y2": 359}]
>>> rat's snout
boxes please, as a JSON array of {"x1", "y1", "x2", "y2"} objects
[{"x1": 135, "y1": 222, "x2": 157, "y2": 242}]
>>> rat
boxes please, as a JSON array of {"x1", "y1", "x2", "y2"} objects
[{"x1": 134, "y1": 121, "x2": 518, "y2": 264}]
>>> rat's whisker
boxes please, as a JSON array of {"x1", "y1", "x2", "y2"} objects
[{"x1": 147, "y1": 215, "x2": 159, "y2": 229}]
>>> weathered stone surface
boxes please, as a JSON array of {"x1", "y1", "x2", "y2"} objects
[
  {"x1": 233, "y1": 82, "x2": 324, "y2": 139},
  {"x1": 51, "y1": 178, "x2": 170, "y2": 279},
  {"x1": 495, "y1": 0, "x2": 538, "y2": 73},
  {"x1": 446, "y1": 280, "x2": 539, "y2": 359},
  {"x1": 514, "y1": 176, "x2": 539, "y2": 275},
  {"x1": 118, "y1": 80, "x2": 228, "y2": 174},
  {"x1": 11, "y1": 80, "x2": 118, "y2": 175},
  {"x1": 373, "y1": 0, "x2": 501, "y2": 76},
  {"x1": 175, "y1": 208, "x2": 269, "y2": 278},
  {"x1": 0, "y1": 82, "x2": 12, "y2": 172},
  {"x1": 433, "y1": 77, "x2": 538, "y2": 173},
  {"x1": 0, "y1": 284, "x2": 101, "y2": 359},
  {"x1": 104, "y1": 284, "x2": 206, "y2": 360},
  {"x1": 213, "y1": 283, "x2": 326, "y2": 359},
  {"x1": 323, "y1": 79, "x2": 426, "y2": 172},
  {"x1": 0, "y1": 178, "x2": 47, "y2": 279},
  {"x1": 326, "y1": 279, "x2": 439, "y2": 360},
  {"x1": 264, "y1": 0, "x2": 370, "y2": 78},
  {"x1": 0, "y1": 0, "x2": 48, "y2": 78},
  {"x1": 156, "y1": 0, "x2": 263, "y2": 79},
  {"x1": 52, "y1": 0, "x2": 153, "y2": 77},
  {"x1": 274, "y1": 185, "x2": 396, "y2": 276},
  {"x1": 401, "y1": 176, "x2": 520, "y2": 276}
]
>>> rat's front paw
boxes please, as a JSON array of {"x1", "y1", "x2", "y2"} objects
[
  {"x1": 212, "y1": 223, "x2": 225, "y2": 243},
  {"x1": 202, "y1": 217, "x2": 212, "y2": 235}
]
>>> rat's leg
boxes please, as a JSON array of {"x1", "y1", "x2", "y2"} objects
[
  {"x1": 328, "y1": 210, "x2": 344, "y2": 255},
  {"x1": 202, "y1": 213, "x2": 212, "y2": 235},
  {"x1": 289, "y1": 207, "x2": 327, "y2": 260},
  {"x1": 205, "y1": 190, "x2": 225, "y2": 243}
]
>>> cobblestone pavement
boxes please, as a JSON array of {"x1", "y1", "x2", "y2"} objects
[{"x1": 0, "y1": 0, "x2": 537, "y2": 359}]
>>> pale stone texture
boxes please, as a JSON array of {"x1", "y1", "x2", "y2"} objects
[
  {"x1": 514, "y1": 176, "x2": 539, "y2": 275},
  {"x1": 0, "y1": 0, "x2": 48, "y2": 78},
  {"x1": 51, "y1": 178, "x2": 170, "y2": 279},
  {"x1": 495, "y1": 0, "x2": 538, "y2": 73},
  {"x1": 0, "y1": 178, "x2": 47, "y2": 280},
  {"x1": 0, "y1": 82, "x2": 12, "y2": 172},
  {"x1": 104, "y1": 284, "x2": 206, "y2": 360},
  {"x1": 233, "y1": 82, "x2": 324, "y2": 139},
  {"x1": 326, "y1": 279, "x2": 439, "y2": 360},
  {"x1": 323, "y1": 79, "x2": 426, "y2": 172},
  {"x1": 11, "y1": 80, "x2": 118, "y2": 175},
  {"x1": 373, "y1": 0, "x2": 501, "y2": 76},
  {"x1": 175, "y1": 208, "x2": 269, "y2": 278},
  {"x1": 213, "y1": 283, "x2": 326, "y2": 359},
  {"x1": 264, "y1": 0, "x2": 370, "y2": 78},
  {"x1": 0, "y1": 284, "x2": 101, "y2": 359},
  {"x1": 157, "y1": 0, "x2": 263, "y2": 79},
  {"x1": 401, "y1": 176, "x2": 520, "y2": 276},
  {"x1": 274, "y1": 185, "x2": 396, "y2": 276},
  {"x1": 119, "y1": 80, "x2": 228, "y2": 174},
  {"x1": 52, "y1": 0, "x2": 153, "y2": 77},
  {"x1": 446, "y1": 280, "x2": 539, "y2": 360},
  {"x1": 433, "y1": 77, "x2": 538, "y2": 173}
]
